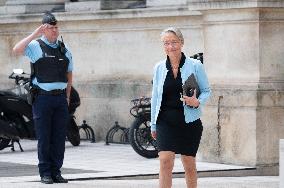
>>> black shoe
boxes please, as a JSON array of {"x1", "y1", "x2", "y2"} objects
[
  {"x1": 41, "y1": 176, "x2": 53, "y2": 184},
  {"x1": 52, "y1": 174, "x2": 68, "y2": 183}
]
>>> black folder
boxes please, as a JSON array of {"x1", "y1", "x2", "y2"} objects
[{"x1": 182, "y1": 73, "x2": 200, "y2": 98}]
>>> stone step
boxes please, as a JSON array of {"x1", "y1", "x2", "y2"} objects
[
  {"x1": 147, "y1": 0, "x2": 187, "y2": 7},
  {"x1": 100, "y1": 0, "x2": 146, "y2": 10},
  {"x1": 65, "y1": 0, "x2": 100, "y2": 12},
  {"x1": 0, "y1": 4, "x2": 64, "y2": 14},
  {"x1": 0, "y1": 0, "x2": 66, "y2": 14}
]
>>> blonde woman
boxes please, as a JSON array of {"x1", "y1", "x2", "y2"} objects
[{"x1": 150, "y1": 27, "x2": 211, "y2": 188}]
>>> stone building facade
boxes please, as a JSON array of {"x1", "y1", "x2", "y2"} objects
[{"x1": 0, "y1": 0, "x2": 283, "y2": 173}]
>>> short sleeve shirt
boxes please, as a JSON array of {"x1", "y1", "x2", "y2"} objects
[{"x1": 24, "y1": 36, "x2": 73, "y2": 91}]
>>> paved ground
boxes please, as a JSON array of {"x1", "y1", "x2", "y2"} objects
[{"x1": 0, "y1": 140, "x2": 279, "y2": 188}]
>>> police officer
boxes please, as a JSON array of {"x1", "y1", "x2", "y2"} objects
[{"x1": 12, "y1": 12, "x2": 72, "y2": 184}]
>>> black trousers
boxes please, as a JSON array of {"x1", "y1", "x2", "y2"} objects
[{"x1": 32, "y1": 93, "x2": 69, "y2": 177}]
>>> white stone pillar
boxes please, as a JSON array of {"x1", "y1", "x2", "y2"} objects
[
  {"x1": 281, "y1": 139, "x2": 284, "y2": 188},
  {"x1": 187, "y1": 0, "x2": 284, "y2": 169}
]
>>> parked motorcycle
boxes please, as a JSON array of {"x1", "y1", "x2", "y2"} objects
[
  {"x1": 0, "y1": 69, "x2": 80, "y2": 151},
  {"x1": 129, "y1": 97, "x2": 158, "y2": 158}
]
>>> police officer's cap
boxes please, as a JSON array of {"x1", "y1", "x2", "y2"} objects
[{"x1": 42, "y1": 12, "x2": 57, "y2": 25}]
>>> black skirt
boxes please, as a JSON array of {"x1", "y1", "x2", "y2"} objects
[{"x1": 156, "y1": 109, "x2": 203, "y2": 157}]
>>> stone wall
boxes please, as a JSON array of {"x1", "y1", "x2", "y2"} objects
[
  {"x1": 0, "y1": 0, "x2": 283, "y2": 170},
  {"x1": 0, "y1": 6, "x2": 203, "y2": 141}
]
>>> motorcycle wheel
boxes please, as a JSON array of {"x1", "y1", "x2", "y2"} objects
[
  {"x1": 129, "y1": 112, "x2": 158, "y2": 158},
  {"x1": 67, "y1": 117, "x2": 80, "y2": 146},
  {"x1": 0, "y1": 137, "x2": 11, "y2": 150}
]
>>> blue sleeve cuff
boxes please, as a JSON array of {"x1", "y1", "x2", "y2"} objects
[{"x1": 151, "y1": 124, "x2": 156, "y2": 132}]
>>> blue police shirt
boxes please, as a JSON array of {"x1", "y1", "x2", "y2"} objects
[{"x1": 24, "y1": 36, "x2": 73, "y2": 91}]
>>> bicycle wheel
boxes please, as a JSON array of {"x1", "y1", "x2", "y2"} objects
[{"x1": 129, "y1": 112, "x2": 158, "y2": 158}]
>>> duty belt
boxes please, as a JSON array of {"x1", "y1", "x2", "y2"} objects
[{"x1": 38, "y1": 89, "x2": 66, "y2": 95}]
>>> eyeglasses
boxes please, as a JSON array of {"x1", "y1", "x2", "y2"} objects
[{"x1": 163, "y1": 41, "x2": 180, "y2": 47}]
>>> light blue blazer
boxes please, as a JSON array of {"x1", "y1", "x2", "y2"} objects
[{"x1": 150, "y1": 57, "x2": 211, "y2": 132}]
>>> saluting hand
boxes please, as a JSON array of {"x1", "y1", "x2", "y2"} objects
[
  {"x1": 12, "y1": 24, "x2": 49, "y2": 56},
  {"x1": 32, "y1": 24, "x2": 47, "y2": 39}
]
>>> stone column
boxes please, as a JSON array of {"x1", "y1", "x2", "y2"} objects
[
  {"x1": 1, "y1": 0, "x2": 67, "y2": 14},
  {"x1": 281, "y1": 139, "x2": 284, "y2": 187},
  {"x1": 188, "y1": 0, "x2": 284, "y2": 169}
]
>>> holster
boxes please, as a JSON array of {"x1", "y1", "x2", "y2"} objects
[{"x1": 27, "y1": 87, "x2": 38, "y2": 105}]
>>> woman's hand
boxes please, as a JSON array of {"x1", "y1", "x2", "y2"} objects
[
  {"x1": 151, "y1": 131, "x2": 157, "y2": 140},
  {"x1": 183, "y1": 89, "x2": 200, "y2": 108}
]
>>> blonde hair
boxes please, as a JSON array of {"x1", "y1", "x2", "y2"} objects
[{"x1": 160, "y1": 27, "x2": 184, "y2": 44}]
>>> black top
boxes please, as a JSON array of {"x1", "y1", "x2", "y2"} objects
[{"x1": 160, "y1": 52, "x2": 186, "y2": 111}]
